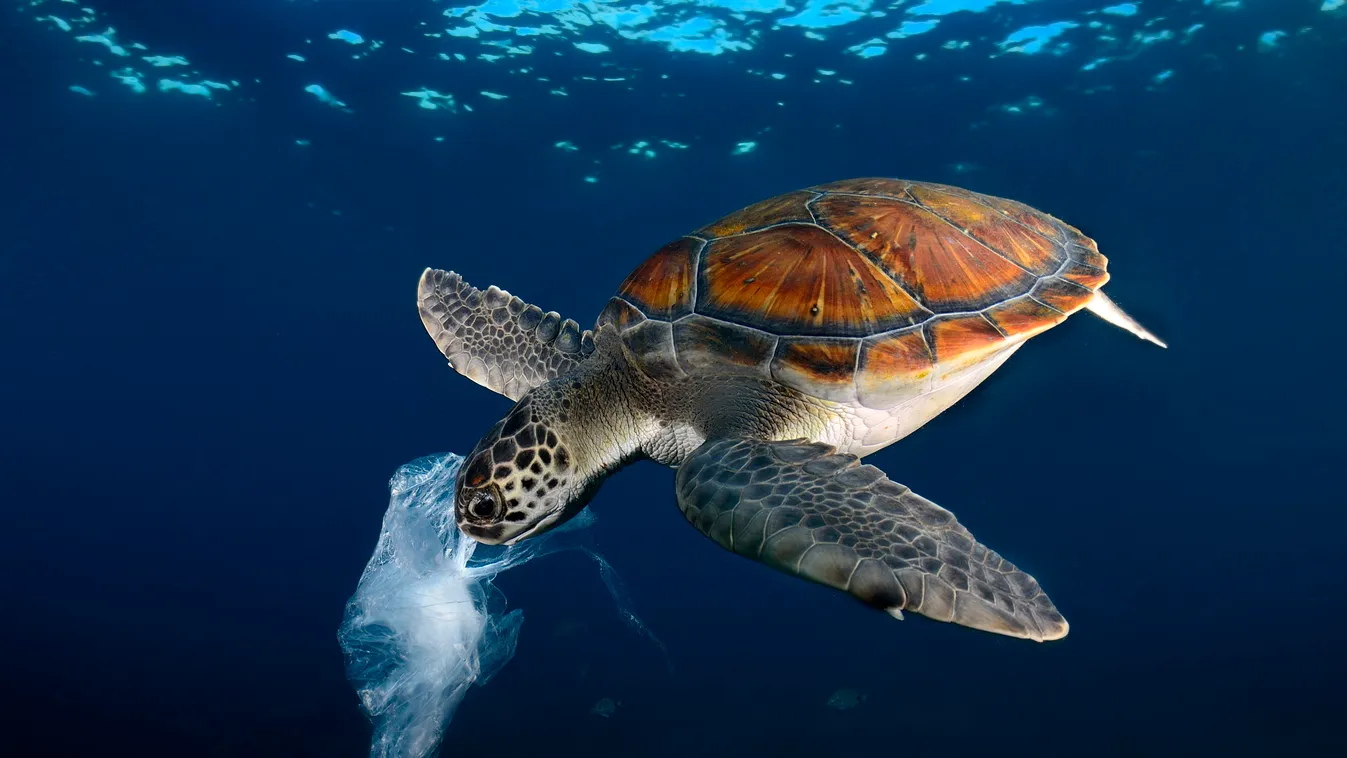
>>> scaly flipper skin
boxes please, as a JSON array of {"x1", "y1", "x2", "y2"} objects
[
  {"x1": 417, "y1": 269, "x2": 596, "y2": 401},
  {"x1": 675, "y1": 438, "x2": 1068, "y2": 642}
]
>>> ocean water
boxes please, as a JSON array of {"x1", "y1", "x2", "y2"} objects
[{"x1": 3, "y1": 1, "x2": 1345, "y2": 756}]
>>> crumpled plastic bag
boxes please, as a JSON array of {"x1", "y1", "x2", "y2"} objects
[{"x1": 337, "y1": 452, "x2": 665, "y2": 758}]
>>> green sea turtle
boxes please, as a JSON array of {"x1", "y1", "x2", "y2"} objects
[{"x1": 417, "y1": 178, "x2": 1164, "y2": 643}]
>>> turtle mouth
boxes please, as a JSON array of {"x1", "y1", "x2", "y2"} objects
[
  {"x1": 502, "y1": 506, "x2": 566, "y2": 545},
  {"x1": 458, "y1": 521, "x2": 509, "y2": 545}
]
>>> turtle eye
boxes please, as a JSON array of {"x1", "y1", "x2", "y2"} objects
[{"x1": 460, "y1": 486, "x2": 503, "y2": 524}]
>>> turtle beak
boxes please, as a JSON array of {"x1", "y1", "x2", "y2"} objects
[
  {"x1": 501, "y1": 507, "x2": 568, "y2": 545},
  {"x1": 1086, "y1": 291, "x2": 1167, "y2": 348}
]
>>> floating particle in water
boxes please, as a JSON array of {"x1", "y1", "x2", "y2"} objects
[
  {"x1": 826, "y1": 689, "x2": 867, "y2": 710},
  {"x1": 304, "y1": 83, "x2": 347, "y2": 109},
  {"x1": 626, "y1": 140, "x2": 657, "y2": 158},
  {"x1": 1257, "y1": 30, "x2": 1287, "y2": 50}
]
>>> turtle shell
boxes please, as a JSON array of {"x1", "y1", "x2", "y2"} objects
[{"x1": 596, "y1": 178, "x2": 1109, "y2": 409}]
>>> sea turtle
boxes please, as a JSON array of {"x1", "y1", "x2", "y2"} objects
[{"x1": 417, "y1": 178, "x2": 1164, "y2": 643}]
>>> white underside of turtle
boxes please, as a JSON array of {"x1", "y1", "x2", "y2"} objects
[{"x1": 415, "y1": 178, "x2": 1165, "y2": 643}]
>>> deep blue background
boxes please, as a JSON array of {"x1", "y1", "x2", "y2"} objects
[{"x1": 3, "y1": 2, "x2": 1345, "y2": 756}]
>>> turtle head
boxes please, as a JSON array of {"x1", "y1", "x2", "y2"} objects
[{"x1": 454, "y1": 395, "x2": 596, "y2": 545}]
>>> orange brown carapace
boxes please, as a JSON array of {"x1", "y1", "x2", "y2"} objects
[
  {"x1": 602, "y1": 178, "x2": 1113, "y2": 406},
  {"x1": 615, "y1": 236, "x2": 699, "y2": 320},
  {"x1": 769, "y1": 338, "x2": 861, "y2": 402},
  {"x1": 698, "y1": 225, "x2": 925, "y2": 337},
  {"x1": 855, "y1": 328, "x2": 935, "y2": 408},
  {"x1": 696, "y1": 190, "x2": 816, "y2": 238}
]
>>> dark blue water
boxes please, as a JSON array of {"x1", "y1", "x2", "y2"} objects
[{"x1": 4, "y1": 1, "x2": 1344, "y2": 756}]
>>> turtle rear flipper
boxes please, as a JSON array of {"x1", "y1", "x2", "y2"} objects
[
  {"x1": 675, "y1": 437, "x2": 1068, "y2": 642},
  {"x1": 418, "y1": 269, "x2": 597, "y2": 400}
]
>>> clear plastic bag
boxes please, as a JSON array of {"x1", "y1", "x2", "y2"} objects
[{"x1": 337, "y1": 452, "x2": 664, "y2": 758}]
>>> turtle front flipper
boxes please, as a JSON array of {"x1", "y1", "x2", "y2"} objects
[
  {"x1": 675, "y1": 438, "x2": 1068, "y2": 642},
  {"x1": 418, "y1": 269, "x2": 596, "y2": 400}
]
